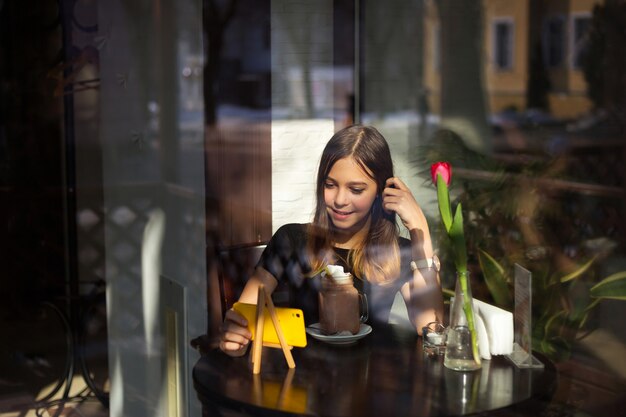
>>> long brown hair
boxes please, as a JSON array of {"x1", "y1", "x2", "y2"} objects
[{"x1": 307, "y1": 125, "x2": 400, "y2": 283}]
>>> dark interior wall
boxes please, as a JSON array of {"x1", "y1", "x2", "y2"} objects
[{"x1": 0, "y1": 0, "x2": 67, "y2": 308}]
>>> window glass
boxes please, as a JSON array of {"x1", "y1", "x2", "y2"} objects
[
  {"x1": 494, "y1": 20, "x2": 514, "y2": 70},
  {"x1": 545, "y1": 17, "x2": 565, "y2": 67},
  {"x1": 2, "y1": 1, "x2": 626, "y2": 416}
]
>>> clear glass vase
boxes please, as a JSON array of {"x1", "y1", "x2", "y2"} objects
[{"x1": 444, "y1": 271, "x2": 482, "y2": 371}]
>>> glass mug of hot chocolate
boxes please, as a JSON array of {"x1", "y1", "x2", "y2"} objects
[{"x1": 318, "y1": 265, "x2": 368, "y2": 335}]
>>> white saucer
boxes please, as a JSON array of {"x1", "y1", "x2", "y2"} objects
[{"x1": 306, "y1": 323, "x2": 372, "y2": 345}]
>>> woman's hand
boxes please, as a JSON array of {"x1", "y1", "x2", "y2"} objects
[
  {"x1": 382, "y1": 177, "x2": 426, "y2": 232},
  {"x1": 219, "y1": 309, "x2": 252, "y2": 357},
  {"x1": 219, "y1": 271, "x2": 279, "y2": 357}
]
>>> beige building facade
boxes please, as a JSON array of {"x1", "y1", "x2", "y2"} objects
[{"x1": 424, "y1": 0, "x2": 602, "y2": 119}]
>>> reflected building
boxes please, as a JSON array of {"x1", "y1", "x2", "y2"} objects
[{"x1": 424, "y1": 0, "x2": 601, "y2": 119}]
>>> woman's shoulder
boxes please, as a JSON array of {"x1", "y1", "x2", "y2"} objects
[
  {"x1": 272, "y1": 223, "x2": 310, "y2": 242},
  {"x1": 275, "y1": 223, "x2": 309, "y2": 234}
]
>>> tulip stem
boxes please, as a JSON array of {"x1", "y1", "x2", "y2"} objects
[{"x1": 459, "y1": 271, "x2": 481, "y2": 366}]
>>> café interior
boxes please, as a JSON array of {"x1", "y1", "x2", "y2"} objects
[{"x1": 1, "y1": 0, "x2": 625, "y2": 416}]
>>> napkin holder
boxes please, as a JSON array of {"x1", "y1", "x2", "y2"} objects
[
  {"x1": 250, "y1": 284, "x2": 296, "y2": 374},
  {"x1": 505, "y1": 264, "x2": 544, "y2": 369}
]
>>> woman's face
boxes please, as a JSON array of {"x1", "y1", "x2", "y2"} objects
[{"x1": 323, "y1": 157, "x2": 378, "y2": 235}]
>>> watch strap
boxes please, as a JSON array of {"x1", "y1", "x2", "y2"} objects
[{"x1": 410, "y1": 256, "x2": 439, "y2": 272}]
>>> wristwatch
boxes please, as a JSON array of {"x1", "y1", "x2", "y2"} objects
[{"x1": 410, "y1": 254, "x2": 441, "y2": 272}]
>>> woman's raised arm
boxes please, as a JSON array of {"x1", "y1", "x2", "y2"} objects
[{"x1": 382, "y1": 176, "x2": 444, "y2": 334}]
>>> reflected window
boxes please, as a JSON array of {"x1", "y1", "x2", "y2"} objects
[
  {"x1": 493, "y1": 18, "x2": 514, "y2": 70},
  {"x1": 544, "y1": 16, "x2": 565, "y2": 68}
]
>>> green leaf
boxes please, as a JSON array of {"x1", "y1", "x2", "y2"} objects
[
  {"x1": 540, "y1": 339, "x2": 556, "y2": 356},
  {"x1": 449, "y1": 203, "x2": 467, "y2": 272},
  {"x1": 558, "y1": 257, "x2": 596, "y2": 283},
  {"x1": 573, "y1": 298, "x2": 602, "y2": 331},
  {"x1": 544, "y1": 310, "x2": 566, "y2": 336},
  {"x1": 590, "y1": 271, "x2": 626, "y2": 300},
  {"x1": 544, "y1": 336, "x2": 571, "y2": 361},
  {"x1": 583, "y1": 298, "x2": 601, "y2": 313},
  {"x1": 436, "y1": 175, "x2": 452, "y2": 232},
  {"x1": 442, "y1": 288, "x2": 455, "y2": 299},
  {"x1": 477, "y1": 249, "x2": 513, "y2": 308}
]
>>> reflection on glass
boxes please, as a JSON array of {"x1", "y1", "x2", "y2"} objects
[
  {"x1": 202, "y1": 1, "x2": 625, "y2": 416},
  {"x1": 251, "y1": 368, "x2": 308, "y2": 414},
  {"x1": 444, "y1": 368, "x2": 480, "y2": 416}
]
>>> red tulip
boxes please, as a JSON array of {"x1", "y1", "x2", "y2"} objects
[{"x1": 431, "y1": 162, "x2": 452, "y2": 186}]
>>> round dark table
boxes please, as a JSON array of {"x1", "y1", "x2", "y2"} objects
[{"x1": 193, "y1": 325, "x2": 556, "y2": 416}]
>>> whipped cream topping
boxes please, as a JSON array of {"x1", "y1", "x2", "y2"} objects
[{"x1": 322, "y1": 264, "x2": 352, "y2": 284}]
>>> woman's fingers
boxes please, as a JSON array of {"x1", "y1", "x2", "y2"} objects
[
  {"x1": 382, "y1": 177, "x2": 425, "y2": 231},
  {"x1": 220, "y1": 326, "x2": 251, "y2": 345},
  {"x1": 224, "y1": 308, "x2": 249, "y2": 328},
  {"x1": 220, "y1": 340, "x2": 248, "y2": 355},
  {"x1": 382, "y1": 178, "x2": 404, "y2": 209},
  {"x1": 384, "y1": 176, "x2": 408, "y2": 191},
  {"x1": 219, "y1": 337, "x2": 249, "y2": 357},
  {"x1": 219, "y1": 309, "x2": 252, "y2": 355},
  {"x1": 222, "y1": 310, "x2": 251, "y2": 339},
  {"x1": 383, "y1": 181, "x2": 414, "y2": 209}
]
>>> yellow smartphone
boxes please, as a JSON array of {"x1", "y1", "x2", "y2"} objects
[{"x1": 233, "y1": 302, "x2": 307, "y2": 348}]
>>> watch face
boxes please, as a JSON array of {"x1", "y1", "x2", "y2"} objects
[{"x1": 432, "y1": 255, "x2": 441, "y2": 271}]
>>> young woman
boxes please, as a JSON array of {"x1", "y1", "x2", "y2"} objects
[{"x1": 219, "y1": 125, "x2": 443, "y2": 356}]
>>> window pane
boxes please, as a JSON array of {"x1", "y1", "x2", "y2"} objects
[
  {"x1": 546, "y1": 18, "x2": 564, "y2": 67},
  {"x1": 495, "y1": 21, "x2": 512, "y2": 69}
]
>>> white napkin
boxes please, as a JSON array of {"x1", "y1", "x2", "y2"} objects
[
  {"x1": 474, "y1": 312, "x2": 491, "y2": 360},
  {"x1": 473, "y1": 299, "x2": 514, "y2": 356},
  {"x1": 449, "y1": 298, "x2": 513, "y2": 358}
]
